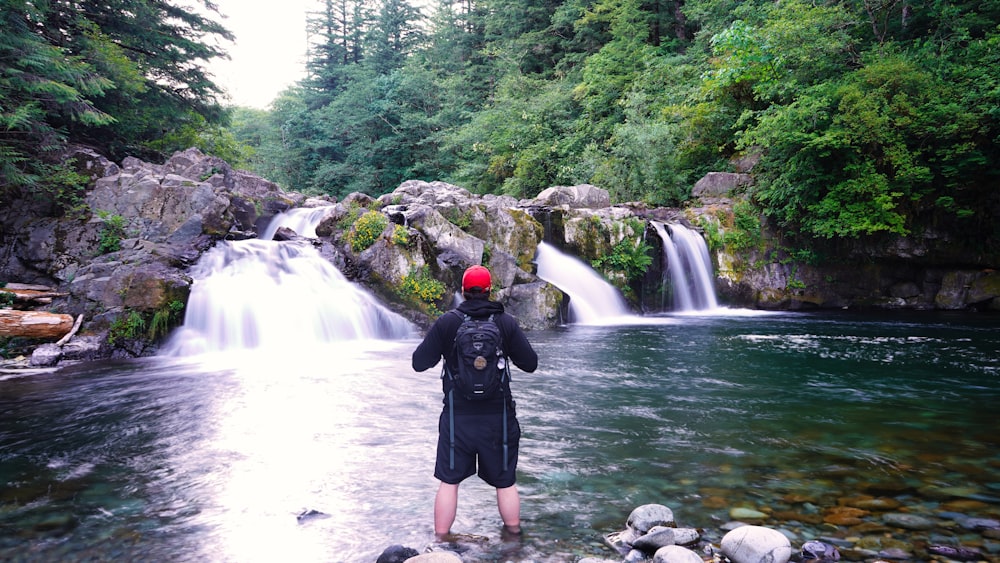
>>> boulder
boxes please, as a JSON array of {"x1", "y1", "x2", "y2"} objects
[
  {"x1": 627, "y1": 504, "x2": 676, "y2": 535},
  {"x1": 653, "y1": 545, "x2": 704, "y2": 563},
  {"x1": 633, "y1": 526, "x2": 700, "y2": 551},
  {"x1": 376, "y1": 544, "x2": 419, "y2": 562},
  {"x1": 532, "y1": 184, "x2": 611, "y2": 209},
  {"x1": 720, "y1": 525, "x2": 792, "y2": 563},
  {"x1": 403, "y1": 552, "x2": 462, "y2": 562},
  {"x1": 934, "y1": 270, "x2": 981, "y2": 309},
  {"x1": 692, "y1": 172, "x2": 752, "y2": 198}
]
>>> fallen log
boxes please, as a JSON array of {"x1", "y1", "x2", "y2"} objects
[
  {"x1": 0, "y1": 310, "x2": 75, "y2": 339},
  {"x1": 1, "y1": 288, "x2": 68, "y2": 305}
]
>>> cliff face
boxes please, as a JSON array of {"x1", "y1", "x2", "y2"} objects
[
  {"x1": 701, "y1": 205, "x2": 1000, "y2": 312},
  {"x1": 2, "y1": 149, "x2": 997, "y2": 366}
]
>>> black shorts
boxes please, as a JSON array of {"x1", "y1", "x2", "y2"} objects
[{"x1": 434, "y1": 410, "x2": 521, "y2": 488}]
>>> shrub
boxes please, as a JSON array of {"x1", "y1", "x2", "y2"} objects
[
  {"x1": 348, "y1": 210, "x2": 389, "y2": 252},
  {"x1": 398, "y1": 268, "x2": 446, "y2": 316},
  {"x1": 96, "y1": 210, "x2": 127, "y2": 254},
  {"x1": 593, "y1": 238, "x2": 653, "y2": 283},
  {"x1": 107, "y1": 309, "x2": 145, "y2": 345},
  {"x1": 390, "y1": 224, "x2": 410, "y2": 246},
  {"x1": 149, "y1": 300, "x2": 185, "y2": 340}
]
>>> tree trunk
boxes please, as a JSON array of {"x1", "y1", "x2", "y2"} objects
[
  {"x1": 2, "y1": 288, "x2": 68, "y2": 305},
  {"x1": 0, "y1": 310, "x2": 75, "y2": 339}
]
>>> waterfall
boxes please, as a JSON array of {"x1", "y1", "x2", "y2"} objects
[
  {"x1": 162, "y1": 209, "x2": 414, "y2": 356},
  {"x1": 652, "y1": 222, "x2": 719, "y2": 312},
  {"x1": 259, "y1": 206, "x2": 333, "y2": 239},
  {"x1": 534, "y1": 241, "x2": 631, "y2": 324}
]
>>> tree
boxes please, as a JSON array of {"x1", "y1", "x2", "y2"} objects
[
  {"x1": 367, "y1": 0, "x2": 426, "y2": 75},
  {"x1": 305, "y1": 0, "x2": 373, "y2": 105},
  {"x1": 0, "y1": 0, "x2": 233, "y2": 204}
]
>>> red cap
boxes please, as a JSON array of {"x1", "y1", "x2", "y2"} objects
[{"x1": 462, "y1": 265, "x2": 492, "y2": 294}]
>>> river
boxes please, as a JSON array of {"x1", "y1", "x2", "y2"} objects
[{"x1": 1, "y1": 310, "x2": 998, "y2": 562}]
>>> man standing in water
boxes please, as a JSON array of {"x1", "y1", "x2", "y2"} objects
[{"x1": 412, "y1": 265, "x2": 538, "y2": 539}]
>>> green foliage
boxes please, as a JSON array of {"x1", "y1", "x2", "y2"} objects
[
  {"x1": 149, "y1": 300, "x2": 185, "y2": 341},
  {"x1": 6, "y1": 0, "x2": 993, "y2": 252},
  {"x1": 593, "y1": 237, "x2": 653, "y2": 283},
  {"x1": 348, "y1": 210, "x2": 389, "y2": 252},
  {"x1": 145, "y1": 112, "x2": 253, "y2": 168},
  {"x1": 390, "y1": 224, "x2": 410, "y2": 246},
  {"x1": 107, "y1": 309, "x2": 146, "y2": 345},
  {"x1": 444, "y1": 207, "x2": 473, "y2": 231},
  {"x1": 96, "y1": 210, "x2": 127, "y2": 254},
  {"x1": 0, "y1": 290, "x2": 14, "y2": 309},
  {"x1": 725, "y1": 200, "x2": 763, "y2": 251},
  {"x1": 0, "y1": 0, "x2": 233, "y2": 187},
  {"x1": 695, "y1": 215, "x2": 724, "y2": 252},
  {"x1": 397, "y1": 268, "x2": 446, "y2": 317}
]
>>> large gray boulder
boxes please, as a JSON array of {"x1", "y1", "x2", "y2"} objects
[
  {"x1": 532, "y1": 184, "x2": 611, "y2": 209},
  {"x1": 720, "y1": 525, "x2": 792, "y2": 563}
]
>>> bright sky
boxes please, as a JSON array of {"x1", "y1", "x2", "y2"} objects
[{"x1": 206, "y1": 1, "x2": 313, "y2": 109}]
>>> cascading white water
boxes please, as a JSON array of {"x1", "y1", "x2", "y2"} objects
[
  {"x1": 162, "y1": 208, "x2": 414, "y2": 356},
  {"x1": 652, "y1": 221, "x2": 719, "y2": 311},
  {"x1": 259, "y1": 207, "x2": 333, "y2": 239},
  {"x1": 533, "y1": 241, "x2": 631, "y2": 324}
]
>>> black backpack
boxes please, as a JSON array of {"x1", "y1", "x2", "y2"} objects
[{"x1": 447, "y1": 311, "x2": 509, "y2": 401}]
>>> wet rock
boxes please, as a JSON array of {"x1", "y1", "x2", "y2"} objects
[
  {"x1": 653, "y1": 544, "x2": 704, "y2": 563},
  {"x1": 927, "y1": 544, "x2": 986, "y2": 561},
  {"x1": 730, "y1": 507, "x2": 768, "y2": 520},
  {"x1": 882, "y1": 512, "x2": 936, "y2": 530},
  {"x1": 720, "y1": 525, "x2": 792, "y2": 563},
  {"x1": 800, "y1": 539, "x2": 840, "y2": 562},
  {"x1": 878, "y1": 547, "x2": 912, "y2": 560},
  {"x1": 633, "y1": 526, "x2": 700, "y2": 551},
  {"x1": 405, "y1": 553, "x2": 462, "y2": 562},
  {"x1": 822, "y1": 506, "x2": 869, "y2": 526},
  {"x1": 29, "y1": 344, "x2": 63, "y2": 367},
  {"x1": 295, "y1": 508, "x2": 328, "y2": 523},
  {"x1": 605, "y1": 528, "x2": 640, "y2": 555},
  {"x1": 841, "y1": 496, "x2": 901, "y2": 511},
  {"x1": 959, "y1": 517, "x2": 1000, "y2": 531},
  {"x1": 627, "y1": 504, "x2": 676, "y2": 534},
  {"x1": 376, "y1": 544, "x2": 419, "y2": 562}
]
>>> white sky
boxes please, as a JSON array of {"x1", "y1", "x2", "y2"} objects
[
  {"x1": 204, "y1": 1, "x2": 435, "y2": 109},
  {"x1": 205, "y1": 1, "x2": 313, "y2": 109}
]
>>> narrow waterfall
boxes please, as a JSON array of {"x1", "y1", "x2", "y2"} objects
[
  {"x1": 163, "y1": 208, "x2": 414, "y2": 356},
  {"x1": 534, "y1": 241, "x2": 631, "y2": 324},
  {"x1": 259, "y1": 206, "x2": 332, "y2": 239},
  {"x1": 652, "y1": 222, "x2": 719, "y2": 311}
]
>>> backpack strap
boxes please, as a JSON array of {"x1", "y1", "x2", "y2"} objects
[{"x1": 448, "y1": 388, "x2": 456, "y2": 470}]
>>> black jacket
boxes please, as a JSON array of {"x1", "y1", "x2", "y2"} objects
[{"x1": 412, "y1": 296, "x2": 538, "y2": 414}]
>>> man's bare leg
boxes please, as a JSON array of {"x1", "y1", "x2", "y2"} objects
[
  {"x1": 496, "y1": 485, "x2": 521, "y2": 534},
  {"x1": 434, "y1": 482, "x2": 459, "y2": 538}
]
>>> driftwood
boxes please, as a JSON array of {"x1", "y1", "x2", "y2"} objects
[
  {"x1": 0, "y1": 309, "x2": 75, "y2": 339},
  {"x1": 1, "y1": 285, "x2": 68, "y2": 306},
  {"x1": 55, "y1": 314, "x2": 84, "y2": 346}
]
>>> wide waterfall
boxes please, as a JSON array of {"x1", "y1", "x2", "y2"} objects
[
  {"x1": 652, "y1": 222, "x2": 719, "y2": 312},
  {"x1": 163, "y1": 208, "x2": 414, "y2": 356},
  {"x1": 533, "y1": 241, "x2": 632, "y2": 324}
]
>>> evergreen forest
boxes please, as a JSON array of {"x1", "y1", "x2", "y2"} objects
[{"x1": 3, "y1": 0, "x2": 999, "y2": 251}]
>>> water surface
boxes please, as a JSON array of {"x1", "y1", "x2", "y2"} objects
[{"x1": 1, "y1": 311, "x2": 998, "y2": 561}]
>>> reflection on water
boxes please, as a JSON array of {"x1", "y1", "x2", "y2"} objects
[{"x1": 1, "y1": 312, "x2": 998, "y2": 561}]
